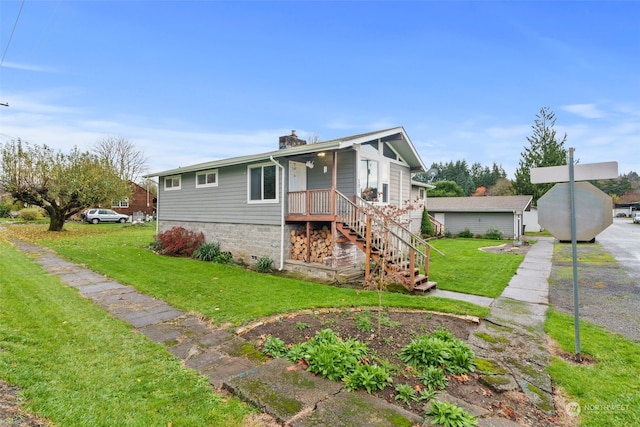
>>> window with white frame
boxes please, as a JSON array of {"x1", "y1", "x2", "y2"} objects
[
  {"x1": 248, "y1": 163, "x2": 278, "y2": 202},
  {"x1": 112, "y1": 198, "x2": 129, "y2": 208},
  {"x1": 164, "y1": 175, "x2": 181, "y2": 191},
  {"x1": 196, "y1": 169, "x2": 218, "y2": 188}
]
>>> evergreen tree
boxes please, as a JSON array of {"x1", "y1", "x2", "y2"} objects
[
  {"x1": 421, "y1": 208, "x2": 435, "y2": 236},
  {"x1": 513, "y1": 107, "x2": 567, "y2": 203}
]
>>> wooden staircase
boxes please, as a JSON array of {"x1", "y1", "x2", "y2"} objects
[{"x1": 334, "y1": 191, "x2": 437, "y2": 292}]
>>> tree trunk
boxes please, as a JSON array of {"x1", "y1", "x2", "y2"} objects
[{"x1": 48, "y1": 210, "x2": 66, "y2": 231}]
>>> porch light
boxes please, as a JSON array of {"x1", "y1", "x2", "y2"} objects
[{"x1": 317, "y1": 152, "x2": 326, "y2": 157}]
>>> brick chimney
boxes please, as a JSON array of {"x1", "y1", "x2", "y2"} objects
[{"x1": 279, "y1": 130, "x2": 307, "y2": 150}]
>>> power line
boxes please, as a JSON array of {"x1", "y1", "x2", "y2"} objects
[{"x1": 1, "y1": 0, "x2": 26, "y2": 67}]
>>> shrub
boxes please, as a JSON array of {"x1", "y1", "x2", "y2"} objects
[
  {"x1": 253, "y1": 256, "x2": 273, "y2": 273},
  {"x1": 154, "y1": 227, "x2": 204, "y2": 257},
  {"x1": 192, "y1": 242, "x2": 220, "y2": 261},
  {"x1": 483, "y1": 227, "x2": 503, "y2": 240},
  {"x1": 19, "y1": 207, "x2": 43, "y2": 221},
  {"x1": 421, "y1": 208, "x2": 435, "y2": 237},
  {"x1": 215, "y1": 251, "x2": 233, "y2": 264},
  {"x1": 0, "y1": 202, "x2": 13, "y2": 218},
  {"x1": 457, "y1": 228, "x2": 473, "y2": 238},
  {"x1": 443, "y1": 229, "x2": 453, "y2": 238}
]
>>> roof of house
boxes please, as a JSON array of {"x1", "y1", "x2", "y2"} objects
[
  {"x1": 426, "y1": 195, "x2": 533, "y2": 213},
  {"x1": 145, "y1": 127, "x2": 426, "y2": 177}
]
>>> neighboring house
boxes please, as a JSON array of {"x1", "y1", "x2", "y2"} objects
[
  {"x1": 523, "y1": 206, "x2": 542, "y2": 232},
  {"x1": 426, "y1": 195, "x2": 533, "y2": 240},
  {"x1": 410, "y1": 180, "x2": 440, "y2": 235},
  {"x1": 111, "y1": 181, "x2": 156, "y2": 217},
  {"x1": 146, "y1": 127, "x2": 433, "y2": 290}
]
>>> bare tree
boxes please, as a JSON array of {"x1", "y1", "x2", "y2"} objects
[{"x1": 93, "y1": 136, "x2": 148, "y2": 182}]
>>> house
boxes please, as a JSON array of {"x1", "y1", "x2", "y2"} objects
[
  {"x1": 426, "y1": 195, "x2": 533, "y2": 240},
  {"x1": 146, "y1": 127, "x2": 434, "y2": 290},
  {"x1": 111, "y1": 181, "x2": 156, "y2": 218},
  {"x1": 409, "y1": 180, "x2": 444, "y2": 236}
]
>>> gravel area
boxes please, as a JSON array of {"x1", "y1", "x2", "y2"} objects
[{"x1": 549, "y1": 243, "x2": 640, "y2": 342}]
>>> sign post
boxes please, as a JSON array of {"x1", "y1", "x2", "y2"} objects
[{"x1": 532, "y1": 152, "x2": 617, "y2": 362}]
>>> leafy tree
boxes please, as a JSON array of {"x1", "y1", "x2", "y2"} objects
[
  {"x1": 427, "y1": 180, "x2": 465, "y2": 197},
  {"x1": 513, "y1": 107, "x2": 568, "y2": 203},
  {"x1": 485, "y1": 178, "x2": 515, "y2": 196},
  {"x1": 417, "y1": 161, "x2": 506, "y2": 196},
  {"x1": 0, "y1": 139, "x2": 129, "y2": 231},
  {"x1": 591, "y1": 177, "x2": 632, "y2": 197}
]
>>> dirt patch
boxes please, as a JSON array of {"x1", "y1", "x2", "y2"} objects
[
  {"x1": 0, "y1": 380, "x2": 51, "y2": 427},
  {"x1": 239, "y1": 309, "x2": 557, "y2": 426}
]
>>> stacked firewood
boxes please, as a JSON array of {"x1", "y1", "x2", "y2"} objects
[{"x1": 290, "y1": 225, "x2": 333, "y2": 263}]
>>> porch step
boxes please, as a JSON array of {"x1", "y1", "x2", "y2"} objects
[
  {"x1": 337, "y1": 267, "x2": 364, "y2": 284},
  {"x1": 413, "y1": 280, "x2": 437, "y2": 293}
]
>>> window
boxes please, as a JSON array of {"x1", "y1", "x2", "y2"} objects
[
  {"x1": 248, "y1": 164, "x2": 278, "y2": 203},
  {"x1": 164, "y1": 175, "x2": 181, "y2": 191},
  {"x1": 360, "y1": 159, "x2": 379, "y2": 201},
  {"x1": 196, "y1": 170, "x2": 218, "y2": 188},
  {"x1": 112, "y1": 198, "x2": 129, "y2": 208}
]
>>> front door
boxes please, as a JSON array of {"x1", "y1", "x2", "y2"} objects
[{"x1": 288, "y1": 161, "x2": 307, "y2": 192}]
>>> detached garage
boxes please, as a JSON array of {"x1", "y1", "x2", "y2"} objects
[{"x1": 426, "y1": 195, "x2": 533, "y2": 240}]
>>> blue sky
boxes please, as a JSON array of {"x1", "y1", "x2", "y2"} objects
[{"x1": 1, "y1": 1, "x2": 638, "y2": 179}]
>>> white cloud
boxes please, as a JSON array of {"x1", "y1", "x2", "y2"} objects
[
  {"x1": 561, "y1": 103, "x2": 606, "y2": 119},
  {"x1": 1, "y1": 61, "x2": 60, "y2": 73}
]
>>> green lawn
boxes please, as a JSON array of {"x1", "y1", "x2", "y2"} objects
[
  {"x1": 7, "y1": 223, "x2": 490, "y2": 324},
  {"x1": 545, "y1": 310, "x2": 640, "y2": 426},
  {"x1": 428, "y1": 238, "x2": 524, "y2": 298},
  {"x1": 0, "y1": 240, "x2": 251, "y2": 427}
]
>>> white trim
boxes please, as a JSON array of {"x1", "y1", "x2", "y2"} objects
[
  {"x1": 195, "y1": 169, "x2": 219, "y2": 188},
  {"x1": 247, "y1": 162, "x2": 279, "y2": 204}
]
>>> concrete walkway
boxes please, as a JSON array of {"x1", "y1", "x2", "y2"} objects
[{"x1": 9, "y1": 237, "x2": 556, "y2": 426}]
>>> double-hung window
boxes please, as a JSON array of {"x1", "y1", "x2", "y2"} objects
[
  {"x1": 164, "y1": 175, "x2": 181, "y2": 191},
  {"x1": 248, "y1": 163, "x2": 278, "y2": 203},
  {"x1": 196, "y1": 170, "x2": 218, "y2": 188}
]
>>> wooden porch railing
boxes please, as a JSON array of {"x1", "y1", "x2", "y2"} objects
[{"x1": 287, "y1": 189, "x2": 333, "y2": 216}]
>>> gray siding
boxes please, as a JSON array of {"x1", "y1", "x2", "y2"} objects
[
  {"x1": 336, "y1": 151, "x2": 357, "y2": 198},
  {"x1": 389, "y1": 162, "x2": 411, "y2": 207},
  {"x1": 442, "y1": 212, "x2": 514, "y2": 237},
  {"x1": 159, "y1": 163, "x2": 282, "y2": 226}
]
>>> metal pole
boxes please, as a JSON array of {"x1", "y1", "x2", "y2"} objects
[{"x1": 568, "y1": 147, "x2": 581, "y2": 362}]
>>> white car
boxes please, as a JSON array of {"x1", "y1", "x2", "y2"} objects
[
  {"x1": 83, "y1": 208, "x2": 129, "y2": 224},
  {"x1": 633, "y1": 213, "x2": 640, "y2": 224}
]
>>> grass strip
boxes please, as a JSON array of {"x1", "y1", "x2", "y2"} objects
[
  {"x1": 0, "y1": 241, "x2": 250, "y2": 426},
  {"x1": 545, "y1": 310, "x2": 640, "y2": 426}
]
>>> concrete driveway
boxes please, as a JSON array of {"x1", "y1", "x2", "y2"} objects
[{"x1": 596, "y1": 217, "x2": 640, "y2": 285}]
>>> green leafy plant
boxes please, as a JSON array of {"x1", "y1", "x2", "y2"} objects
[
  {"x1": 192, "y1": 242, "x2": 221, "y2": 261},
  {"x1": 354, "y1": 311, "x2": 375, "y2": 332},
  {"x1": 294, "y1": 322, "x2": 310, "y2": 330},
  {"x1": 483, "y1": 227, "x2": 503, "y2": 240},
  {"x1": 253, "y1": 256, "x2": 273, "y2": 273},
  {"x1": 418, "y1": 365, "x2": 448, "y2": 390},
  {"x1": 427, "y1": 399, "x2": 478, "y2": 427},
  {"x1": 343, "y1": 364, "x2": 392, "y2": 393},
  {"x1": 214, "y1": 251, "x2": 233, "y2": 264},
  {"x1": 418, "y1": 387, "x2": 437, "y2": 402},
  {"x1": 19, "y1": 207, "x2": 44, "y2": 221},
  {"x1": 399, "y1": 329, "x2": 475, "y2": 374},
  {"x1": 394, "y1": 384, "x2": 418, "y2": 404},
  {"x1": 261, "y1": 335, "x2": 287, "y2": 358},
  {"x1": 421, "y1": 208, "x2": 435, "y2": 237}
]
